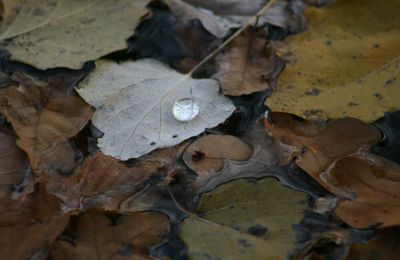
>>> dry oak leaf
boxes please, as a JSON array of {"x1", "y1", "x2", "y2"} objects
[
  {"x1": 180, "y1": 178, "x2": 307, "y2": 260},
  {"x1": 326, "y1": 151, "x2": 400, "y2": 229},
  {"x1": 0, "y1": 0, "x2": 148, "y2": 69},
  {"x1": 45, "y1": 148, "x2": 179, "y2": 212},
  {"x1": 267, "y1": 0, "x2": 400, "y2": 122},
  {"x1": 264, "y1": 112, "x2": 381, "y2": 189},
  {"x1": 213, "y1": 27, "x2": 285, "y2": 96},
  {"x1": 51, "y1": 211, "x2": 170, "y2": 260},
  {"x1": 0, "y1": 187, "x2": 69, "y2": 260},
  {"x1": 76, "y1": 59, "x2": 235, "y2": 160},
  {"x1": 0, "y1": 69, "x2": 93, "y2": 173},
  {"x1": 0, "y1": 125, "x2": 29, "y2": 199}
]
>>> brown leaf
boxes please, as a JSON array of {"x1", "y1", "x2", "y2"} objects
[
  {"x1": 0, "y1": 68, "x2": 93, "y2": 173},
  {"x1": 51, "y1": 211, "x2": 170, "y2": 260},
  {"x1": 214, "y1": 27, "x2": 285, "y2": 96},
  {"x1": 44, "y1": 148, "x2": 180, "y2": 212},
  {"x1": 263, "y1": 112, "x2": 381, "y2": 187},
  {"x1": 182, "y1": 134, "x2": 252, "y2": 175},
  {"x1": 346, "y1": 228, "x2": 400, "y2": 260},
  {"x1": 0, "y1": 186, "x2": 69, "y2": 260},
  {"x1": 0, "y1": 125, "x2": 28, "y2": 199},
  {"x1": 328, "y1": 152, "x2": 400, "y2": 228},
  {"x1": 182, "y1": 122, "x2": 284, "y2": 193}
]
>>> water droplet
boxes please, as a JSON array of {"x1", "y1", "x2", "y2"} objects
[{"x1": 172, "y1": 98, "x2": 200, "y2": 122}]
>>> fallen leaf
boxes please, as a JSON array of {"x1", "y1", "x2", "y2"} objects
[
  {"x1": 127, "y1": 1, "x2": 218, "y2": 73},
  {"x1": 0, "y1": 0, "x2": 148, "y2": 69},
  {"x1": 346, "y1": 228, "x2": 400, "y2": 260},
  {"x1": 325, "y1": 151, "x2": 400, "y2": 229},
  {"x1": 213, "y1": 27, "x2": 285, "y2": 96},
  {"x1": 183, "y1": 122, "x2": 279, "y2": 193},
  {"x1": 51, "y1": 211, "x2": 170, "y2": 260},
  {"x1": 182, "y1": 134, "x2": 252, "y2": 175},
  {"x1": 0, "y1": 125, "x2": 28, "y2": 199},
  {"x1": 0, "y1": 63, "x2": 93, "y2": 173},
  {"x1": 0, "y1": 186, "x2": 69, "y2": 260},
  {"x1": 264, "y1": 112, "x2": 381, "y2": 187},
  {"x1": 180, "y1": 178, "x2": 307, "y2": 259},
  {"x1": 77, "y1": 59, "x2": 235, "y2": 160},
  {"x1": 267, "y1": 0, "x2": 400, "y2": 122},
  {"x1": 167, "y1": 0, "x2": 321, "y2": 38},
  {"x1": 43, "y1": 143, "x2": 185, "y2": 214}
]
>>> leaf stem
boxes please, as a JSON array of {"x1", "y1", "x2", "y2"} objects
[{"x1": 187, "y1": 0, "x2": 277, "y2": 76}]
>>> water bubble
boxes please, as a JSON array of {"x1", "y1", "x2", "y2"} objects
[{"x1": 172, "y1": 98, "x2": 200, "y2": 122}]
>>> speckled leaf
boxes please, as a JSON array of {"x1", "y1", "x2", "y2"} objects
[
  {"x1": 77, "y1": 59, "x2": 235, "y2": 160},
  {"x1": 267, "y1": 0, "x2": 400, "y2": 122},
  {"x1": 0, "y1": 0, "x2": 148, "y2": 69},
  {"x1": 180, "y1": 178, "x2": 307, "y2": 260}
]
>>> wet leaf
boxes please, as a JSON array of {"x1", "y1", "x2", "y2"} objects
[
  {"x1": 267, "y1": 0, "x2": 400, "y2": 122},
  {"x1": 326, "y1": 151, "x2": 400, "y2": 229},
  {"x1": 346, "y1": 228, "x2": 400, "y2": 260},
  {"x1": 167, "y1": 0, "x2": 320, "y2": 38},
  {"x1": 183, "y1": 122, "x2": 282, "y2": 193},
  {"x1": 264, "y1": 112, "x2": 381, "y2": 187},
  {"x1": 0, "y1": 66, "x2": 93, "y2": 173},
  {"x1": 44, "y1": 148, "x2": 179, "y2": 212},
  {"x1": 182, "y1": 134, "x2": 252, "y2": 175},
  {"x1": 213, "y1": 27, "x2": 285, "y2": 96},
  {"x1": 77, "y1": 59, "x2": 235, "y2": 160},
  {"x1": 0, "y1": 125, "x2": 28, "y2": 198},
  {"x1": 180, "y1": 178, "x2": 307, "y2": 259},
  {"x1": 127, "y1": 1, "x2": 218, "y2": 73},
  {"x1": 51, "y1": 211, "x2": 170, "y2": 260},
  {"x1": 0, "y1": 187, "x2": 69, "y2": 260},
  {"x1": 0, "y1": 0, "x2": 148, "y2": 69}
]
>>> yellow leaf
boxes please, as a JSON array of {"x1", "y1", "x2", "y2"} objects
[
  {"x1": 180, "y1": 178, "x2": 307, "y2": 260},
  {"x1": 0, "y1": 0, "x2": 148, "y2": 69},
  {"x1": 267, "y1": 0, "x2": 400, "y2": 122}
]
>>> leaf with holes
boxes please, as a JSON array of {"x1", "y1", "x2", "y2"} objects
[{"x1": 77, "y1": 59, "x2": 235, "y2": 160}]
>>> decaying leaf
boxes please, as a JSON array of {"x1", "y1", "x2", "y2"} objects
[
  {"x1": 51, "y1": 211, "x2": 170, "y2": 260},
  {"x1": 180, "y1": 178, "x2": 307, "y2": 259},
  {"x1": 127, "y1": 0, "x2": 218, "y2": 73},
  {"x1": 327, "y1": 151, "x2": 400, "y2": 229},
  {"x1": 264, "y1": 112, "x2": 381, "y2": 186},
  {"x1": 0, "y1": 0, "x2": 148, "y2": 69},
  {"x1": 264, "y1": 112, "x2": 400, "y2": 228},
  {"x1": 182, "y1": 134, "x2": 252, "y2": 175},
  {"x1": 183, "y1": 122, "x2": 282, "y2": 194},
  {"x1": 0, "y1": 187, "x2": 69, "y2": 260},
  {"x1": 166, "y1": 0, "x2": 323, "y2": 38},
  {"x1": 44, "y1": 148, "x2": 179, "y2": 212},
  {"x1": 77, "y1": 59, "x2": 235, "y2": 160},
  {"x1": 0, "y1": 64, "x2": 93, "y2": 173},
  {"x1": 267, "y1": 0, "x2": 400, "y2": 122},
  {"x1": 346, "y1": 228, "x2": 400, "y2": 260},
  {"x1": 213, "y1": 27, "x2": 285, "y2": 96},
  {"x1": 0, "y1": 125, "x2": 28, "y2": 199}
]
